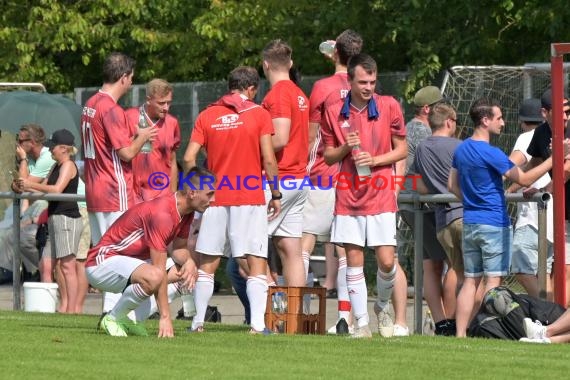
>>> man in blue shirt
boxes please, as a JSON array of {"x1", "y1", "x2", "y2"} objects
[{"x1": 449, "y1": 98, "x2": 560, "y2": 337}]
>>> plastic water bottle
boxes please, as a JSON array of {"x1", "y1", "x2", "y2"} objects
[
  {"x1": 352, "y1": 145, "x2": 371, "y2": 177},
  {"x1": 272, "y1": 291, "x2": 287, "y2": 313},
  {"x1": 423, "y1": 309, "x2": 435, "y2": 336},
  {"x1": 319, "y1": 40, "x2": 335, "y2": 57},
  {"x1": 138, "y1": 111, "x2": 152, "y2": 154}
]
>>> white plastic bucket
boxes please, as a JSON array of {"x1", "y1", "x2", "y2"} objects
[{"x1": 23, "y1": 282, "x2": 59, "y2": 313}]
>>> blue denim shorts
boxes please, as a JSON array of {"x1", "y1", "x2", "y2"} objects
[
  {"x1": 511, "y1": 224, "x2": 553, "y2": 275},
  {"x1": 463, "y1": 223, "x2": 512, "y2": 277}
]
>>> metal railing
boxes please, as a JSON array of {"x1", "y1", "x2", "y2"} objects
[{"x1": 0, "y1": 191, "x2": 550, "y2": 336}]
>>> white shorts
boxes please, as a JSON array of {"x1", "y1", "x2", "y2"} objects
[
  {"x1": 302, "y1": 187, "x2": 334, "y2": 241},
  {"x1": 196, "y1": 205, "x2": 268, "y2": 258},
  {"x1": 86, "y1": 255, "x2": 145, "y2": 293},
  {"x1": 88, "y1": 211, "x2": 124, "y2": 246},
  {"x1": 331, "y1": 212, "x2": 397, "y2": 248},
  {"x1": 265, "y1": 179, "x2": 308, "y2": 238}
]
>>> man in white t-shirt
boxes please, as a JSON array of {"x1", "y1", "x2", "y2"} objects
[{"x1": 507, "y1": 98, "x2": 553, "y2": 299}]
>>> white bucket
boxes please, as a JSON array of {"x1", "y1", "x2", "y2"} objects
[{"x1": 23, "y1": 282, "x2": 59, "y2": 313}]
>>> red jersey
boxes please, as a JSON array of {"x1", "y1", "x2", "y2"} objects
[
  {"x1": 81, "y1": 91, "x2": 136, "y2": 212},
  {"x1": 307, "y1": 73, "x2": 349, "y2": 186},
  {"x1": 321, "y1": 93, "x2": 406, "y2": 216},
  {"x1": 126, "y1": 108, "x2": 181, "y2": 203},
  {"x1": 85, "y1": 193, "x2": 193, "y2": 266},
  {"x1": 262, "y1": 80, "x2": 309, "y2": 179},
  {"x1": 191, "y1": 93, "x2": 273, "y2": 206}
]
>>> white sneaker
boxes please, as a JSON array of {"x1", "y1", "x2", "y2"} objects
[
  {"x1": 350, "y1": 324, "x2": 372, "y2": 339},
  {"x1": 393, "y1": 324, "x2": 410, "y2": 337},
  {"x1": 374, "y1": 303, "x2": 394, "y2": 337},
  {"x1": 523, "y1": 318, "x2": 547, "y2": 340},
  {"x1": 519, "y1": 337, "x2": 551, "y2": 344}
]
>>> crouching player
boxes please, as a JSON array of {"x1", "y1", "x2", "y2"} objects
[{"x1": 85, "y1": 166, "x2": 215, "y2": 337}]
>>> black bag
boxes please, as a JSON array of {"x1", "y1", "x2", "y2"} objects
[
  {"x1": 205, "y1": 305, "x2": 222, "y2": 323},
  {"x1": 35, "y1": 223, "x2": 48, "y2": 251},
  {"x1": 468, "y1": 286, "x2": 566, "y2": 340}
]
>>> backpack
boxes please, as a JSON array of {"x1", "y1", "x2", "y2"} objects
[{"x1": 468, "y1": 286, "x2": 565, "y2": 340}]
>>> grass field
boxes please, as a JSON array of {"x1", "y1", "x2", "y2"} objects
[{"x1": 1, "y1": 311, "x2": 569, "y2": 379}]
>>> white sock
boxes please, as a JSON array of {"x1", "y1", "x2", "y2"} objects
[
  {"x1": 191, "y1": 270, "x2": 214, "y2": 330},
  {"x1": 376, "y1": 266, "x2": 396, "y2": 310},
  {"x1": 303, "y1": 272, "x2": 314, "y2": 314},
  {"x1": 109, "y1": 283, "x2": 150, "y2": 321},
  {"x1": 132, "y1": 282, "x2": 182, "y2": 322},
  {"x1": 302, "y1": 251, "x2": 311, "y2": 281},
  {"x1": 337, "y1": 256, "x2": 351, "y2": 320},
  {"x1": 247, "y1": 275, "x2": 268, "y2": 331},
  {"x1": 103, "y1": 291, "x2": 122, "y2": 313},
  {"x1": 346, "y1": 266, "x2": 368, "y2": 327}
]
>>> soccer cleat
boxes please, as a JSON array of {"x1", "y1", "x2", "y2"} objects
[
  {"x1": 519, "y1": 337, "x2": 551, "y2": 344},
  {"x1": 350, "y1": 324, "x2": 372, "y2": 339},
  {"x1": 374, "y1": 303, "x2": 394, "y2": 337},
  {"x1": 393, "y1": 324, "x2": 410, "y2": 337},
  {"x1": 118, "y1": 318, "x2": 148, "y2": 337},
  {"x1": 249, "y1": 327, "x2": 272, "y2": 336},
  {"x1": 99, "y1": 314, "x2": 128, "y2": 337},
  {"x1": 523, "y1": 318, "x2": 547, "y2": 340},
  {"x1": 336, "y1": 318, "x2": 350, "y2": 335}
]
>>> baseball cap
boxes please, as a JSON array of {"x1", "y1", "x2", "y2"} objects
[
  {"x1": 46, "y1": 129, "x2": 77, "y2": 154},
  {"x1": 413, "y1": 86, "x2": 443, "y2": 107},
  {"x1": 518, "y1": 98, "x2": 543, "y2": 123}
]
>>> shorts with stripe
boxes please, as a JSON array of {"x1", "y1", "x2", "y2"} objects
[
  {"x1": 48, "y1": 214, "x2": 84, "y2": 259},
  {"x1": 86, "y1": 255, "x2": 145, "y2": 293},
  {"x1": 196, "y1": 205, "x2": 268, "y2": 258},
  {"x1": 331, "y1": 212, "x2": 397, "y2": 248}
]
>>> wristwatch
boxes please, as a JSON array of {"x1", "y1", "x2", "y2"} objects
[{"x1": 271, "y1": 192, "x2": 283, "y2": 200}]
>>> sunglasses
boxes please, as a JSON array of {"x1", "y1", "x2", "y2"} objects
[{"x1": 17, "y1": 138, "x2": 31, "y2": 144}]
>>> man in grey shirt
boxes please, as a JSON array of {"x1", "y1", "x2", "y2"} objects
[{"x1": 414, "y1": 102, "x2": 463, "y2": 336}]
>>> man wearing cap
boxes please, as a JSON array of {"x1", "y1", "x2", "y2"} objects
[
  {"x1": 396, "y1": 85, "x2": 449, "y2": 337},
  {"x1": 526, "y1": 89, "x2": 570, "y2": 305},
  {"x1": 506, "y1": 98, "x2": 553, "y2": 299}
]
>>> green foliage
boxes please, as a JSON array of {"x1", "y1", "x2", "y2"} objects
[{"x1": 0, "y1": 0, "x2": 569, "y2": 95}]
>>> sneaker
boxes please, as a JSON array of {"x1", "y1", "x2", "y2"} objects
[
  {"x1": 118, "y1": 318, "x2": 148, "y2": 337},
  {"x1": 393, "y1": 324, "x2": 410, "y2": 337},
  {"x1": 519, "y1": 337, "x2": 551, "y2": 344},
  {"x1": 435, "y1": 319, "x2": 456, "y2": 336},
  {"x1": 350, "y1": 324, "x2": 372, "y2": 339},
  {"x1": 373, "y1": 303, "x2": 394, "y2": 337},
  {"x1": 336, "y1": 318, "x2": 350, "y2": 335},
  {"x1": 99, "y1": 314, "x2": 128, "y2": 337},
  {"x1": 523, "y1": 318, "x2": 547, "y2": 340},
  {"x1": 187, "y1": 325, "x2": 204, "y2": 333},
  {"x1": 249, "y1": 327, "x2": 272, "y2": 336}
]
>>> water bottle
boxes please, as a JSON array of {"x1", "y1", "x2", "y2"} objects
[
  {"x1": 181, "y1": 291, "x2": 197, "y2": 318},
  {"x1": 319, "y1": 40, "x2": 335, "y2": 57},
  {"x1": 272, "y1": 291, "x2": 287, "y2": 313},
  {"x1": 352, "y1": 145, "x2": 371, "y2": 177},
  {"x1": 423, "y1": 309, "x2": 435, "y2": 336},
  {"x1": 138, "y1": 111, "x2": 152, "y2": 154}
]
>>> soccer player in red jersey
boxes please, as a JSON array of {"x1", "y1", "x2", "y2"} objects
[
  {"x1": 86, "y1": 166, "x2": 215, "y2": 338},
  {"x1": 81, "y1": 52, "x2": 158, "y2": 313},
  {"x1": 126, "y1": 78, "x2": 180, "y2": 203},
  {"x1": 184, "y1": 66, "x2": 281, "y2": 334},
  {"x1": 261, "y1": 39, "x2": 309, "y2": 287},
  {"x1": 321, "y1": 54, "x2": 408, "y2": 338},
  {"x1": 305, "y1": 29, "x2": 362, "y2": 334}
]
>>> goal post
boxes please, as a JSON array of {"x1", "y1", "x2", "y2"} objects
[{"x1": 551, "y1": 43, "x2": 570, "y2": 306}]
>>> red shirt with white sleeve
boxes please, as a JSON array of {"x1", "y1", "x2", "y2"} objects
[
  {"x1": 126, "y1": 108, "x2": 181, "y2": 203},
  {"x1": 321, "y1": 93, "x2": 406, "y2": 216},
  {"x1": 81, "y1": 91, "x2": 136, "y2": 212},
  {"x1": 85, "y1": 193, "x2": 193, "y2": 267}
]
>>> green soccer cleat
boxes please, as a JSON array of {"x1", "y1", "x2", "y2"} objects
[
  {"x1": 100, "y1": 314, "x2": 128, "y2": 337},
  {"x1": 118, "y1": 318, "x2": 149, "y2": 337}
]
